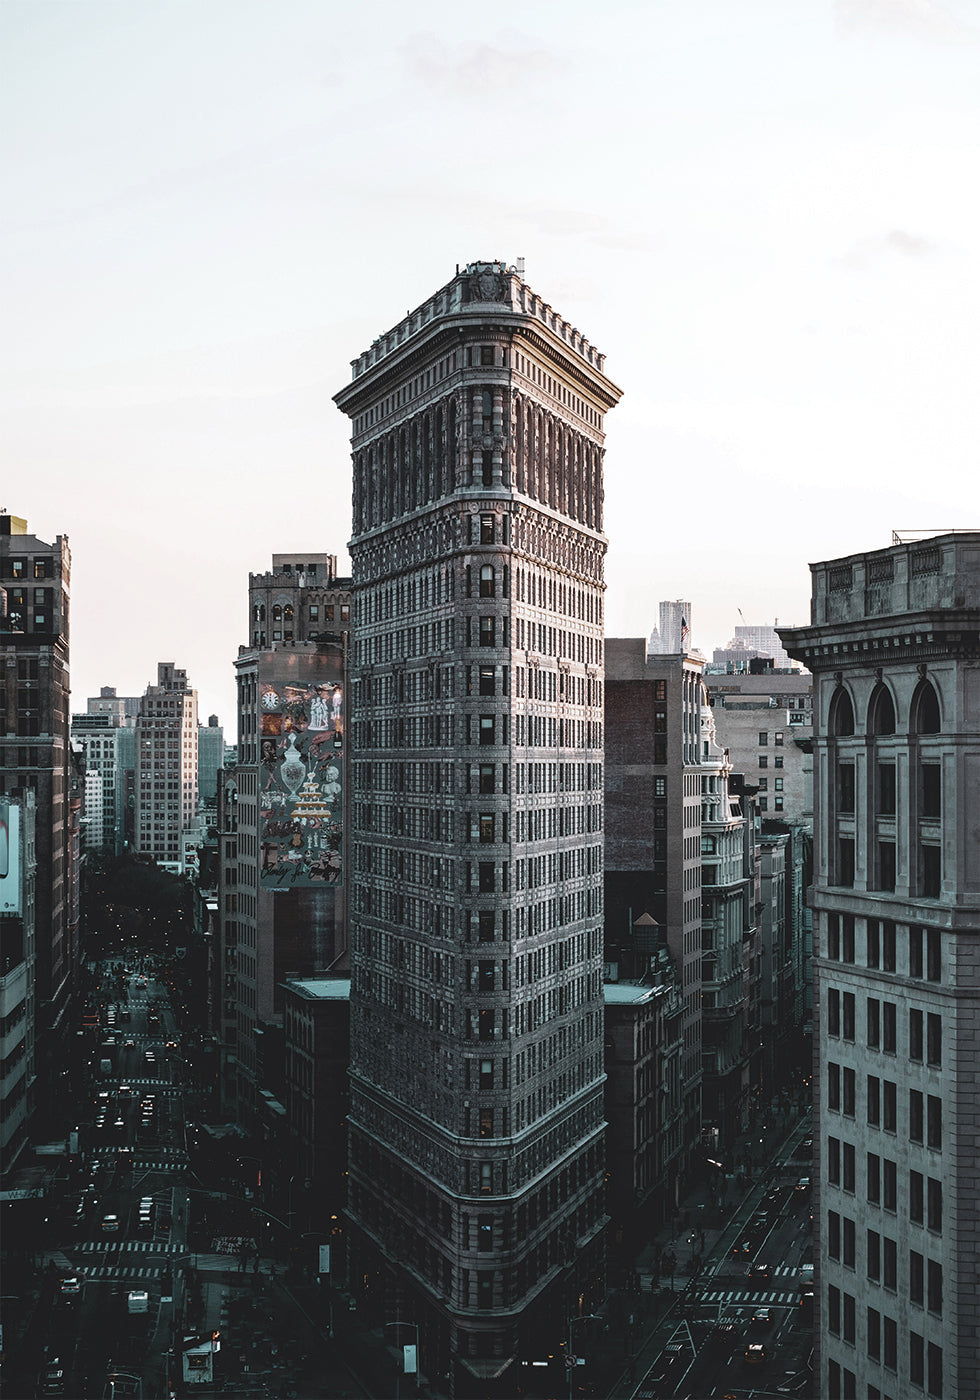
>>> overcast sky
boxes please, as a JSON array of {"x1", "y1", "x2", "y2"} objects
[{"x1": 4, "y1": 0, "x2": 979, "y2": 734}]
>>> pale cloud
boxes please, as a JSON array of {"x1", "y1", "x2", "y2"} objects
[
  {"x1": 835, "y1": 0, "x2": 976, "y2": 41},
  {"x1": 401, "y1": 30, "x2": 564, "y2": 97},
  {"x1": 836, "y1": 228, "x2": 939, "y2": 267}
]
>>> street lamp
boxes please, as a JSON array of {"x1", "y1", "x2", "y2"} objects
[{"x1": 566, "y1": 1314, "x2": 600, "y2": 1400}]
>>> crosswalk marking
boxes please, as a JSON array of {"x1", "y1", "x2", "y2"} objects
[
  {"x1": 79, "y1": 1263, "x2": 164, "y2": 1280},
  {"x1": 80, "y1": 1239, "x2": 181, "y2": 1254},
  {"x1": 698, "y1": 1288, "x2": 797, "y2": 1305}
]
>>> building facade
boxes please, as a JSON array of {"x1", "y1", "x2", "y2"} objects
[
  {"x1": 698, "y1": 694, "x2": 754, "y2": 1149},
  {"x1": 780, "y1": 532, "x2": 980, "y2": 1400},
  {"x1": 134, "y1": 663, "x2": 199, "y2": 870},
  {"x1": 0, "y1": 513, "x2": 75, "y2": 1089},
  {"x1": 335, "y1": 261, "x2": 621, "y2": 1390},
  {"x1": 604, "y1": 639, "x2": 705, "y2": 1204},
  {"x1": 0, "y1": 792, "x2": 37, "y2": 1171},
  {"x1": 704, "y1": 670, "x2": 813, "y2": 824}
]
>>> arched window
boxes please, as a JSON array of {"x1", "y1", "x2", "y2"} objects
[
  {"x1": 829, "y1": 686, "x2": 855, "y2": 736},
  {"x1": 911, "y1": 680, "x2": 941, "y2": 734},
  {"x1": 272, "y1": 605, "x2": 283, "y2": 623},
  {"x1": 868, "y1": 684, "x2": 896, "y2": 735}
]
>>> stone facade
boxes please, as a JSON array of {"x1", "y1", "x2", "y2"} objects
[
  {"x1": 134, "y1": 662, "x2": 198, "y2": 870},
  {"x1": 604, "y1": 640, "x2": 707, "y2": 1201},
  {"x1": 335, "y1": 261, "x2": 621, "y2": 1391},
  {"x1": 780, "y1": 532, "x2": 980, "y2": 1400},
  {"x1": 0, "y1": 514, "x2": 74, "y2": 1091}
]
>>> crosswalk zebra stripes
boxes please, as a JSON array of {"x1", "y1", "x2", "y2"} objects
[
  {"x1": 79, "y1": 1239, "x2": 182, "y2": 1254},
  {"x1": 78, "y1": 1263, "x2": 164, "y2": 1280},
  {"x1": 695, "y1": 1288, "x2": 798, "y2": 1305}
]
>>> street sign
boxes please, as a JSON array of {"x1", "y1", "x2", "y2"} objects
[
  {"x1": 319, "y1": 1244, "x2": 331, "y2": 1275},
  {"x1": 403, "y1": 1344, "x2": 418, "y2": 1375},
  {"x1": 565, "y1": 1355, "x2": 577, "y2": 1369}
]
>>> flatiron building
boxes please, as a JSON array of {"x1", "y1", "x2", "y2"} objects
[{"x1": 335, "y1": 261, "x2": 621, "y2": 1391}]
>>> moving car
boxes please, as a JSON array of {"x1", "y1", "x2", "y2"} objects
[
  {"x1": 746, "y1": 1261, "x2": 770, "y2": 1278},
  {"x1": 745, "y1": 1342, "x2": 767, "y2": 1366},
  {"x1": 101, "y1": 1213, "x2": 120, "y2": 1232}
]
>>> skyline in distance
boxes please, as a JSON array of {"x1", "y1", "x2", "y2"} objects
[{"x1": 4, "y1": 0, "x2": 979, "y2": 732}]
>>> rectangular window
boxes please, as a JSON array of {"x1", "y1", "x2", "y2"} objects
[
  {"x1": 843, "y1": 1216, "x2": 855, "y2": 1267},
  {"x1": 759, "y1": 731, "x2": 768, "y2": 746},
  {"x1": 909, "y1": 925, "x2": 923, "y2": 978},
  {"x1": 922, "y1": 844, "x2": 941, "y2": 897},
  {"x1": 867, "y1": 1307, "x2": 881, "y2": 1361},
  {"x1": 878, "y1": 841, "x2": 896, "y2": 891},
  {"x1": 478, "y1": 862, "x2": 494, "y2": 893},
  {"x1": 883, "y1": 1080, "x2": 896, "y2": 1132},
  {"x1": 828, "y1": 1284, "x2": 840, "y2": 1336},
  {"x1": 758, "y1": 777, "x2": 768, "y2": 790},
  {"x1": 867, "y1": 1152, "x2": 880, "y2": 1204},
  {"x1": 883, "y1": 1237, "x2": 897, "y2": 1290},
  {"x1": 867, "y1": 1229, "x2": 881, "y2": 1281},
  {"x1": 843, "y1": 992, "x2": 855, "y2": 1040},
  {"x1": 479, "y1": 716, "x2": 495, "y2": 745},
  {"x1": 775, "y1": 777, "x2": 784, "y2": 792},
  {"x1": 774, "y1": 731, "x2": 784, "y2": 745},
  {"x1": 883, "y1": 921, "x2": 896, "y2": 971},
  {"x1": 829, "y1": 1210, "x2": 841, "y2": 1259},
  {"x1": 479, "y1": 616, "x2": 495, "y2": 646},
  {"x1": 839, "y1": 837, "x2": 855, "y2": 886},
  {"x1": 883, "y1": 1158, "x2": 897, "y2": 1211},
  {"x1": 867, "y1": 919, "x2": 880, "y2": 968},
  {"x1": 842, "y1": 916, "x2": 855, "y2": 961},
  {"x1": 909, "y1": 1008, "x2": 923, "y2": 1061},
  {"x1": 910, "y1": 1250, "x2": 924, "y2": 1305},
  {"x1": 868, "y1": 1075, "x2": 880, "y2": 1126},
  {"x1": 828, "y1": 1136, "x2": 840, "y2": 1185},
  {"x1": 867, "y1": 998, "x2": 880, "y2": 1048},
  {"x1": 910, "y1": 1171, "x2": 924, "y2": 1224},
  {"x1": 838, "y1": 763, "x2": 855, "y2": 812},
  {"x1": 883, "y1": 1001, "x2": 896, "y2": 1052},
  {"x1": 927, "y1": 1013, "x2": 941, "y2": 1067},
  {"x1": 883, "y1": 1316, "x2": 897, "y2": 1370},
  {"x1": 843, "y1": 1292, "x2": 856, "y2": 1343},
  {"x1": 878, "y1": 762, "x2": 896, "y2": 815},
  {"x1": 928, "y1": 1343, "x2": 943, "y2": 1398},
  {"x1": 479, "y1": 813, "x2": 494, "y2": 843},
  {"x1": 910, "y1": 1090, "x2": 923, "y2": 1143},
  {"x1": 478, "y1": 910, "x2": 494, "y2": 941},
  {"x1": 774, "y1": 754, "x2": 783, "y2": 767},
  {"x1": 479, "y1": 666, "x2": 495, "y2": 696},
  {"x1": 827, "y1": 913, "x2": 840, "y2": 960},
  {"x1": 829, "y1": 1061, "x2": 841, "y2": 1110},
  {"x1": 926, "y1": 928, "x2": 940, "y2": 981},
  {"x1": 828, "y1": 989, "x2": 840, "y2": 1036},
  {"x1": 911, "y1": 1334, "x2": 925, "y2": 1388},
  {"x1": 921, "y1": 764, "x2": 941, "y2": 818},
  {"x1": 479, "y1": 764, "x2": 495, "y2": 795},
  {"x1": 927, "y1": 1096, "x2": 942, "y2": 1150},
  {"x1": 843, "y1": 1142, "x2": 855, "y2": 1192},
  {"x1": 759, "y1": 754, "x2": 768, "y2": 768},
  {"x1": 843, "y1": 1067, "x2": 856, "y2": 1117},
  {"x1": 928, "y1": 1260, "x2": 942, "y2": 1316}
]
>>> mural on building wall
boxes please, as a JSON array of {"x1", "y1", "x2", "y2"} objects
[{"x1": 258, "y1": 658, "x2": 343, "y2": 888}]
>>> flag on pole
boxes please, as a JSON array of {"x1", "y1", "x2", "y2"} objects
[{"x1": 680, "y1": 617, "x2": 690, "y2": 646}]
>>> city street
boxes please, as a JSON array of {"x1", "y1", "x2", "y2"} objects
[{"x1": 619, "y1": 1115, "x2": 814, "y2": 1399}]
